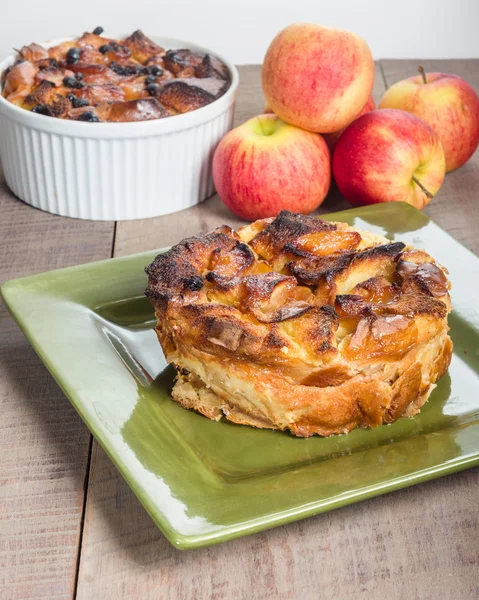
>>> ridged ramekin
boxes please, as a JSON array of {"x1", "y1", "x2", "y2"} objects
[{"x1": 0, "y1": 36, "x2": 239, "y2": 220}]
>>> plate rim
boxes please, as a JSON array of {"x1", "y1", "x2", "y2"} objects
[{"x1": 2, "y1": 202, "x2": 479, "y2": 550}]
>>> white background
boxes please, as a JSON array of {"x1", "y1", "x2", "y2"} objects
[{"x1": 1, "y1": 0, "x2": 478, "y2": 64}]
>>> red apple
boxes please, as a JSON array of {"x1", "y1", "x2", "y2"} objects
[
  {"x1": 379, "y1": 68, "x2": 479, "y2": 172},
  {"x1": 212, "y1": 114, "x2": 331, "y2": 220},
  {"x1": 333, "y1": 109, "x2": 445, "y2": 209},
  {"x1": 323, "y1": 96, "x2": 376, "y2": 152},
  {"x1": 262, "y1": 23, "x2": 374, "y2": 133}
]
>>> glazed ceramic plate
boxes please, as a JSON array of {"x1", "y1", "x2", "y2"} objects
[{"x1": 2, "y1": 203, "x2": 479, "y2": 549}]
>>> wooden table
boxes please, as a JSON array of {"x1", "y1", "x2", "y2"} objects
[{"x1": 1, "y1": 61, "x2": 478, "y2": 600}]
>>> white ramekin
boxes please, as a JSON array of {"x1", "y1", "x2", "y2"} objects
[{"x1": 0, "y1": 35, "x2": 239, "y2": 220}]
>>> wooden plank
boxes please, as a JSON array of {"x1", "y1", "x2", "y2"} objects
[
  {"x1": 76, "y1": 62, "x2": 479, "y2": 600},
  {"x1": 380, "y1": 59, "x2": 479, "y2": 254},
  {"x1": 0, "y1": 169, "x2": 115, "y2": 598}
]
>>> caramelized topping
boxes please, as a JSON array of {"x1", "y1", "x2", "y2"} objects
[
  {"x1": 396, "y1": 260, "x2": 449, "y2": 297},
  {"x1": 250, "y1": 210, "x2": 337, "y2": 260},
  {"x1": 146, "y1": 211, "x2": 451, "y2": 370},
  {"x1": 343, "y1": 314, "x2": 416, "y2": 361},
  {"x1": 286, "y1": 229, "x2": 361, "y2": 257},
  {"x1": 154, "y1": 80, "x2": 219, "y2": 114}
]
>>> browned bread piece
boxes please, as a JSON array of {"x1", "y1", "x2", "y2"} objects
[
  {"x1": 171, "y1": 77, "x2": 228, "y2": 97},
  {"x1": 154, "y1": 80, "x2": 218, "y2": 113},
  {"x1": 95, "y1": 98, "x2": 170, "y2": 122},
  {"x1": 145, "y1": 211, "x2": 452, "y2": 437},
  {"x1": 72, "y1": 83, "x2": 126, "y2": 105},
  {"x1": 2, "y1": 60, "x2": 39, "y2": 103},
  {"x1": 34, "y1": 65, "x2": 72, "y2": 87},
  {"x1": 163, "y1": 49, "x2": 203, "y2": 77},
  {"x1": 123, "y1": 30, "x2": 165, "y2": 63},
  {"x1": 24, "y1": 81, "x2": 70, "y2": 117},
  {"x1": 195, "y1": 54, "x2": 230, "y2": 80},
  {"x1": 18, "y1": 43, "x2": 49, "y2": 62}
]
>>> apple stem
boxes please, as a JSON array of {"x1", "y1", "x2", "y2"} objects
[
  {"x1": 418, "y1": 66, "x2": 427, "y2": 84},
  {"x1": 256, "y1": 116, "x2": 267, "y2": 136},
  {"x1": 412, "y1": 176, "x2": 433, "y2": 199}
]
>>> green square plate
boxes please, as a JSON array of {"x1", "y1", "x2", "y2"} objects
[{"x1": 2, "y1": 203, "x2": 479, "y2": 549}]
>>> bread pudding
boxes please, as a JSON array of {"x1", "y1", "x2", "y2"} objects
[
  {"x1": 1, "y1": 27, "x2": 230, "y2": 122},
  {"x1": 145, "y1": 211, "x2": 452, "y2": 437}
]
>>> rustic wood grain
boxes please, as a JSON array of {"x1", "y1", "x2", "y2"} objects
[
  {"x1": 0, "y1": 171, "x2": 115, "y2": 599},
  {"x1": 75, "y1": 62, "x2": 479, "y2": 600},
  {"x1": 77, "y1": 454, "x2": 479, "y2": 600}
]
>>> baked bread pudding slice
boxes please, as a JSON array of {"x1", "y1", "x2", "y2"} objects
[
  {"x1": 1, "y1": 28, "x2": 231, "y2": 122},
  {"x1": 145, "y1": 211, "x2": 452, "y2": 437}
]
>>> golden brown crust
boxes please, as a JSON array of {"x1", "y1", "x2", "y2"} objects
[
  {"x1": 2, "y1": 30, "x2": 231, "y2": 122},
  {"x1": 146, "y1": 210, "x2": 453, "y2": 437},
  {"x1": 123, "y1": 30, "x2": 165, "y2": 63},
  {"x1": 154, "y1": 80, "x2": 220, "y2": 113}
]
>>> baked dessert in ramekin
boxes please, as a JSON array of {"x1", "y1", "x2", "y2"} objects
[
  {"x1": 145, "y1": 210, "x2": 452, "y2": 437},
  {"x1": 0, "y1": 28, "x2": 239, "y2": 220},
  {"x1": 2, "y1": 28, "x2": 231, "y2": 122}
]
